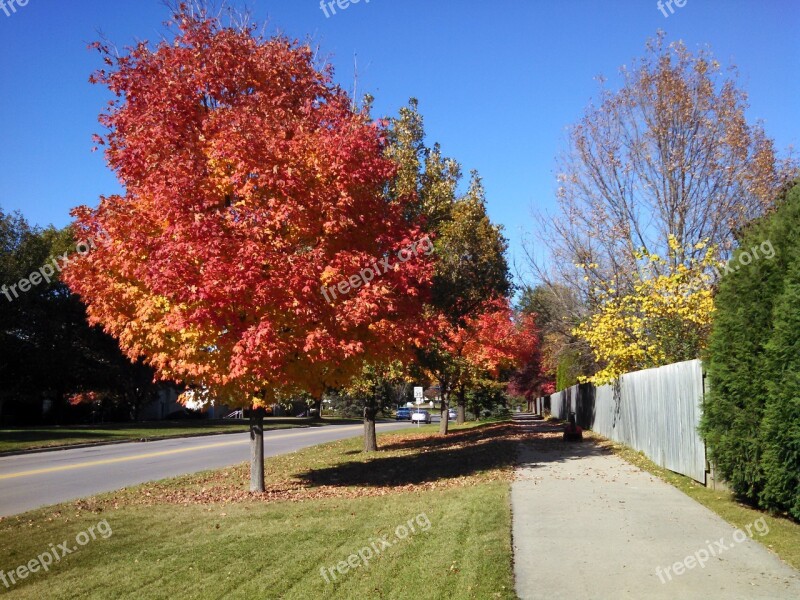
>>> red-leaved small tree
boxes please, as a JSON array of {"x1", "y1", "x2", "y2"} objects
[{"x1": 423, "y1": 297, "x2": 539, "y2": 433}]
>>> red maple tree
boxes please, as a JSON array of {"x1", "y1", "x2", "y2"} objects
[
  {"x1": 505, "y1": 311, "x2": 550, "y2": 410},
  {"x1": 424, "y1": 297, "x2": 540, "y2": 432},
  {"x1": 64, "y1": 8, "x2": 431, "y2": 489}
]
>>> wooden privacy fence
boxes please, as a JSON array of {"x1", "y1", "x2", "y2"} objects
[{"x1": 535, "y1": 359, "x2": 706, "y2": 483}]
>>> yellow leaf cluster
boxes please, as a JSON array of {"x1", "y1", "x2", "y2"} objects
[{"x1": 575, "y1": 239, "x2": 717, "y2": 385}]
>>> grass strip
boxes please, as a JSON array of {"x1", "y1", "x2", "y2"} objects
[{"x1": 0, "y1": 421, "x2": 518, "y2": 599}]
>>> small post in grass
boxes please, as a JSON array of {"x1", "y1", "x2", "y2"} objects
[{"x1": 414, "y1": 386, "x2": 424, "y2": 428}]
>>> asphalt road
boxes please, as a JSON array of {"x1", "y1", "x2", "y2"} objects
[{"x1": 0, "y1": 421, "x2": 414, "y2": 518}]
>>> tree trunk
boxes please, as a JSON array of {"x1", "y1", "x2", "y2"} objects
[
  {"x1": 363, "y1": 402, "x2": 378, "y2": 452},
  {"x1": 456, "y1": 387, "x2": 466, "y2": 425},
  {"x1": 249, "y1": 410, "x2": 265, "y2": 492},
  {"x1": 313, "y1": 398, "x2": 323, "y2": 421},
  {"x1": 438, "y1": 390, "x2": 450, "y2": 435}
]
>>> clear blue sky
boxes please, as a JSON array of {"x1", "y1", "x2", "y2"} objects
[{"x1": 1, "y1": 0, "x2": 798, "y2": 284}]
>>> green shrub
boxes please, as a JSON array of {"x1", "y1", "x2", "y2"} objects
[
  {"x1": 702, "y1": 181, "x2": 800, "y2": 518},
  {"x1": 491, "y1": 406, "x2": 512, "y2": 418}
]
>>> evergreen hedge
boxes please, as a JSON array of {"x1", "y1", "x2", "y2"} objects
[{"x1": 702, "y1": 182, "x2": 800, "y2": 519}]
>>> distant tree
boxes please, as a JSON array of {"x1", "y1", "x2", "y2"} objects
[
  {"x1": 0, "y1": 209, "x2": 159, "y2": 425},
  {"x1": 383, "y1": 101, "x2": 512, "y2": 433},
  {"x1": 531, "y1": 32, "x2": 796, "y2": 314},
  {"x1": 433, "y1": 172, "x2": 510, "y2": 320},
  {"x1": 0, "y1": 209, "x2": 40, "y2": 421},
  {"x1": 385, "y1": 99, "x2": 460, "y2": 230},
  {"x1": 466, "y1": 380, "x2": 508, "y2": 420},
  {"x1": 385, "y1": 98, "x2": 426, "y2": 204},
  {"x1": 422, "y1": 297, "x2": 532, "y2": 431},
  {"x1": 425, "y1": 174, "x2": 512, "y2": 432},
  {"x1": 345, "y1": 361, "x2": 407, "y2": 452},
  {"x1": 518, "y1": 284, "x2": 586, "y2": 391},
  {"x1": 506, "y1": 311, "x2": 548, "y2": 410},
  {"x1": 574, "y1": 237, "x2": 717, "y2": 385},
  {"x1": 419, "y1": 143, "x2": 462, "y2": 232},
  {"x1": 69, "y1": 352, "x2": 161, "y2": 422},
  {"x1": 554, "y1": 352, "x2": 579, "y2": 392}
]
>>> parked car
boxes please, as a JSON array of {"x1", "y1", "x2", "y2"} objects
[
  {"x1": 396, "y1": 407, "x2": 411, "y2": 420},
  {"x1": 448, "y1": 409, "x2": 457, "y2": 421},
  {"x1": 411, "y1": 409, "x2": 432, "y2": 424}
]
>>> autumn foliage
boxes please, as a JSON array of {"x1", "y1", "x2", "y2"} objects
[
  {"x1": 529, "y1": 34, "x2": 795, "y2": 386},
  {"x1": 453, "y1": 298, "x2": 539, "y2": 381},
  {"x1": 422, "y1": 296, "x2": 539, "y2": 429},
  {"x1": 64, "y1": 9, "x2": 432, "y2": 407},
  {"x1": 574, "y1": 236, "x2": 717, "y2": 385}
]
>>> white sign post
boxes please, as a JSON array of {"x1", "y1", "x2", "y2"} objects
[{"x1": 413, "y1": 387, "x2": 423, "y2": 427}]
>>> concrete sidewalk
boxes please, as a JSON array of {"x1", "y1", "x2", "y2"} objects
[{"x1": 511, "y1": 420, "x2": 800, "y2": 599}]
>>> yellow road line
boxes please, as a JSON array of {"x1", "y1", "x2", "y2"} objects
[{"x1": 0, "y1": 424, "x2": 364, "y2": 481}]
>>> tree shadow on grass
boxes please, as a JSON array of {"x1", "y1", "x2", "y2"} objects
[
  {"x1": 297, "y1": 424, "x2": 516, "y2": 488},
  {"x1": 296, "y1": 422, "x2": 608, "y2": 489},
  {"x1": 377, "y1": 423, "x2": 508, "y2": 452}
]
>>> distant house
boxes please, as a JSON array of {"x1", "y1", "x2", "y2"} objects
[
  {"x1": 139, "y1": 385, "x2": 230, "y2": 420},
  {"x1": 139, "y1": 386, "x2": 183, "y2": 421}
]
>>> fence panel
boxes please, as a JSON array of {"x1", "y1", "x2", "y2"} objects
[{"x1": 536, "y1": 359, "x2": 706, "y2": 483}]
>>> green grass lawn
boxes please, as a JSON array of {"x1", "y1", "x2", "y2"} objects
[
  {"x1": 583, "y1": 429, "x2": 800, "y2": 571},
  {"x1": 0, "y1": 421, "x2": 518, "y2": 599}
]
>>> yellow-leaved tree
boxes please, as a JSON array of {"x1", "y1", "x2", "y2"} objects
[{"x1": 574, "y1": 236, "x2": 716, "y2": 385}]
